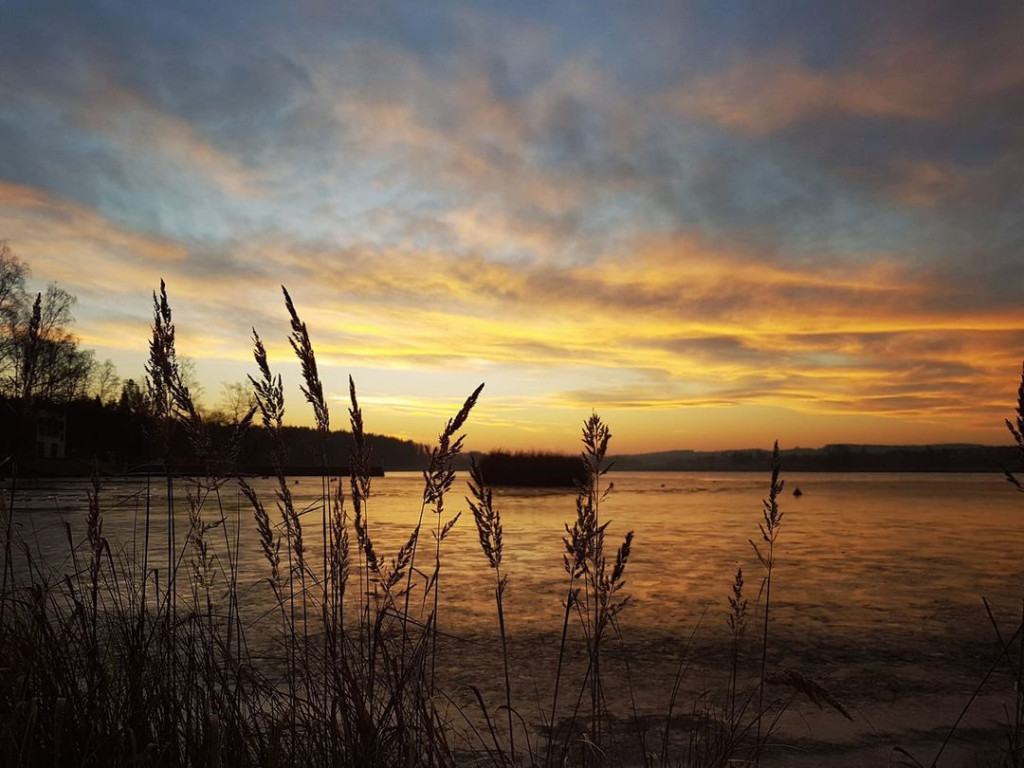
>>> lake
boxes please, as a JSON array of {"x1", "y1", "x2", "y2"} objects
[{"x1": 6, "y1": 470, "x2": 1024, "y2": 765}]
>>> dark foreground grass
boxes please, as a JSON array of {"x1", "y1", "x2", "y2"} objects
[{"x1": 0, "y1": 282, "x2": 1018, "y2": 767}]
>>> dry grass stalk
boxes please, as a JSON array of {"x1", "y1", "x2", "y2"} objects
[
  {"x1": 239, "y1": 478, "x2": 281, "y2": 596},
  {"x1": 329, "y1": 480, "x2": 350, "y2": 618},
  {"x1": 283, "y1": 288, "x2": 334, "y2": 602},
  {"x1": 550, "y1": 412, "x2": 634, "y2": 766},
  {"x1": 248, "y1": 326, "x2": 308, "y2": 714},
  {"x1": 347, "y1": 374, "x2": 375, "y2": 662},
  {"x1": 750, "y1": 440, "x2": 783, "y2": 763},
  {"x1": 282, "y1": 285, "x2": 329, "y2": 436},
  {"x1": 467, "y1": 456, "x2": 514, "y2": 761},
  {"x1": 403, "y1": 383, "x2": 482, "y2": 691},
  {"x1": 727, "y1": 567, "x2": 747, "y2": 723},
  {"x1": 147, "y1": 281, "x2": 208, "y2": 461},
  {"x1": 1005, "y1": 362, "x2": 1024, "y2": 492},
  {"x1": 282, "y1": 285, "x2": 338, "y2": 719}
]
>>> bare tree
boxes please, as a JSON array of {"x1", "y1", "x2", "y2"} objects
[
  {"x1": 0, "y1": 241, "x2": 27, "y2": 318},
  {"x1": 217, "y1": 380, "x2": 256, "y2": 425},
  {"x1": 91, "y1": 359, "x2": 122, "y2": 404},
  {"x1": 0, "y1": 241, "x2": 28, "y2": 380},
  {"x1": 5, "y1": 282, "x2": 94, "y2": 403}
]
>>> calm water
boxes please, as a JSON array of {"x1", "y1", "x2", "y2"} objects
[{"x1": 7, "y1": 471, "x2": 1024, "y2": 764}]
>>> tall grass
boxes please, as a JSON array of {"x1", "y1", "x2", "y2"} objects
[
  {"x1": 0, "y1": 282, "x2": 855, "y2": 767},
  {"x1": 466, "y1": 455, "x2": 516, "y2": 762},
  {"x1": 750, "y1": 441, "x2": 783, "y2": 765}
]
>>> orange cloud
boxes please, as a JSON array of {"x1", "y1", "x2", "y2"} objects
[{"x1": 0, "y1": 181, "x2": 187, "y2": 293}]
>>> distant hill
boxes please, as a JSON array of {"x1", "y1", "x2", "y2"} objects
[{"x1": 611, "y1": 444, "x2": 1020, "y2": 473}]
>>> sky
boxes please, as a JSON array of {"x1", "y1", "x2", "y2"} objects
[{"x1": 1, "y1": 0, "x2": 1022, "y2": 453}]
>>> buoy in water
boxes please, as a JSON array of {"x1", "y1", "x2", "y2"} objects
[{"x1": 793, "y1": 487, "x2": 803, "y2": 497}]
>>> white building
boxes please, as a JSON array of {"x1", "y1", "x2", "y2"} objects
[{"x1": 35, "y1": 409, "x2": 66, "y2": 460}]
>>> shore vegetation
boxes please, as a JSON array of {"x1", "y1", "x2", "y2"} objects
[{"x1": 0, "y1": 273, "x2": 1020, "y2": 767}]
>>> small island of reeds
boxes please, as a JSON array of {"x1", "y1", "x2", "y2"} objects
[{"x1": 474, "y1": 450, "x2": 588, "y2": 488}]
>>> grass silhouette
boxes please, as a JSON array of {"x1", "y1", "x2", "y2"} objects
[{"x1": 8, "y1": 283, "x2": 985, "y2": 767}]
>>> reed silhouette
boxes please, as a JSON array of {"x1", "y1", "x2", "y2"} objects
[{"x1": 0, "y1": 282, "x2": 885, "y2": 767}]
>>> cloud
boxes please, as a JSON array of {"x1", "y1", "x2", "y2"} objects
[
  {"x1": 672, "y1": 14, "x2": 1024, "y2": 136},
  {"x1": 3, "y1": 167, "x2": 1021, "y2": 437},
  {"x1": 185, "y1": 234, "x2": 1024, "y2": 429},
  {"x1": 78, "y1": 87, "x2": 262, "y2": 199},
  {"x1": 0, "y1": 181, "x2": 187, "y2": 283}
]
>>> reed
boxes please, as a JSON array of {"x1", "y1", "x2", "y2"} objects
[
  {"x1": 0, "y1": 281, "x2": 860, "y2": 768},
  {"x1": 466, "y1": 455, "x2": 514, "y2": 762},
  {"x1": 750, "y1": 440, "x2": 783, "y2": 764},
  {"x1": 726, "y1": 566, "x2": 746, "y2": 724}
]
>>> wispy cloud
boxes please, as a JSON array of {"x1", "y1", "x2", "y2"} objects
[{"x1": 673, "y1": 13, "x2": 1024, "y2": 135}]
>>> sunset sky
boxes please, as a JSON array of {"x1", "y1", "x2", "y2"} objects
[{"x1": 1, "y1": 1, "x2": 1022, "y2": 453}]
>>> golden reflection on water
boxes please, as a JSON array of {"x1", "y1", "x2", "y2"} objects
[
  {"x1": 13, "y1": 470, "x2": 1024, "y2": 643},
  {"x1": 10, "y1": 470, "x2": 1024, "y2": 763}
]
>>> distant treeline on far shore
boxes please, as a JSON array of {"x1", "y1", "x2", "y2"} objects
[
  {"x1": 611, "y1": 443, "x2": 1020, "y2": 473},
  {"x1": 2, "y1": 393, "x2": 1019, "y2": 478},
  {"x1": 0, "y1": 394, "x2": 427, "y2": 477}
]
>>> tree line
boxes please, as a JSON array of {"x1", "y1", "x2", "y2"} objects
[
  {"x1": 0, "y1": 242, "x2": 428, "y2": 474},
  {"x1": 0, "y1": 241, "x2": 278, "y2": 426}
]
